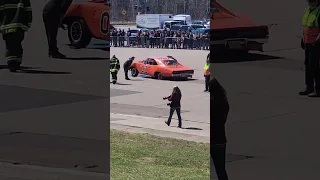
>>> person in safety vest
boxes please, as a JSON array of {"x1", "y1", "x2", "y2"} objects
[
  {"x1": 204, "y1": 53, "x2": 211, "y2": 92},
  {"x1": 300, "y1": 0, "x2": 320, "y2": 97},
  {"x1": 110, "y1": 55, "x2": 120, "y2": 84},
  {"x1": 42, "y1": 0, "x2": 73, "y2": 59},
  {"x1": 0, "y1": 0, "x2": 32, "y2": 72}
]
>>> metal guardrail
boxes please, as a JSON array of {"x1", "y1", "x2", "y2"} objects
[
  {"x1": 109, "y1": 36, "x2": 210, "y2": 50},
  {"x1": 111, "y1": 22, "x2": 136, "y2": 25}
]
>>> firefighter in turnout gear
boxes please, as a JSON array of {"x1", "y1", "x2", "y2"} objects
[
  {"x1": 110, "y1": 55, "x2": 120, "y2": 84},
  {"x1": 204, "y1": 53, "x2": 211, "y2": 92},
  {"x1": 0, "y1": 0, "x2": 32, "y2": 72},
  {"x1": 123, "y1": 56, "x2": 135, "y2": 80},
  {"x1": 42, "y1": 0, "x2": 73, "y2": 59},
  {"x1": 300, "y1": 0, "x2": 320, "y2": 97}
]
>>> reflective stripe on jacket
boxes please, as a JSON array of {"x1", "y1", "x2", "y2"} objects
[
  {"x1": 0, "y1": 0, "x2": 32, "y2": 34},
  {"x1": 302, "y1": 7, "x2": 320, "y2": 44},
  {"x1": 110, "y1": 57, "x2": 120, "y2": 72}
]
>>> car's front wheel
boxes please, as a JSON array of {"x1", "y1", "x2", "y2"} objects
[
  {"x1": 67, "y1": 18, "x2": 92, "y2": 48},
  {"x1": 131, "y1": 67, "x2": 139, "y2": 77},
  {"x1": 155, "y1": 72, "x2": 163, "y2": 80}
]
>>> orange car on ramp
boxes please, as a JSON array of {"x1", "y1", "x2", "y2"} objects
[
  {"x1": 63, "y1": 0, "x2": 109, "y2": 48},
  {"x1": 211, "y1": 0, "x2": 269, "y2": 54},
  {"x1": 130, "y1": 56, "x2": 194, "y2": 80}
]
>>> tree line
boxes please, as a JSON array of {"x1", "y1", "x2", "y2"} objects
[{"x1": 109, "y1": 0, "x2": 210, "y2": 23}]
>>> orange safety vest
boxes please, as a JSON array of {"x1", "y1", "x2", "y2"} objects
[
  {"x1": 302, "y1": 7, "x2": 320, "y2": 44},
  {"x1": 204, "y1": 63, "x2": 210, "y2": 76}
]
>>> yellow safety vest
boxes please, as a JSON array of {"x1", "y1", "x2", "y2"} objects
[
  {"x1": 302, "y1": 7, "x2": 320, "y2": 43},
  {"x1": 204, "y1": 63, "x2": 210, "y2": 76}
]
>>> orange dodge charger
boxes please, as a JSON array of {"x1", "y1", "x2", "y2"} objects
[
  {"x1": 130, "y1": 56, "x2": 194, "y2": 80},
  {"x1": 63, "y1": 0, "x2": 110, "y2": 48}
]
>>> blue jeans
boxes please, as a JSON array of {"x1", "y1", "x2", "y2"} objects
[{"x1": 167, "y1": 107, "x2": 182, "y2": 127}]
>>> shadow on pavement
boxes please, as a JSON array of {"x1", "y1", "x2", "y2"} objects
[
  {"x1": 212, "y1": 53, "x2": 281, "y2": 63},
  {"x1": 64, "y1": 57, "x2": 108, "y2": 60},
  {"x1": 0, "y1": 65, "x2": 40, "y2": 70},
  {"x1": 18, "y1": 69, "x2": 72, "y2": 74},
  {"x1": 183, "y1": 127, "x2": 203, "y2": 130},
  {"x1": 110, "y1": 82, "x2": 132, "y2": 85}
]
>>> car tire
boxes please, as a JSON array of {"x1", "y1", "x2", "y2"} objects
[
  {"x1": 67, "y1": 18, "x2": 92, "y2": 49},
  {"x1": 155, "y1": 72, "x2": 163, "y2": 80},
  {"x1": 131, "y1": 67, "x2": 139, "y2": 77}
]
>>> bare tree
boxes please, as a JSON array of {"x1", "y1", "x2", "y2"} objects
[{"x1": 110, "y1": 0, "x2": 210, "y2": 23}]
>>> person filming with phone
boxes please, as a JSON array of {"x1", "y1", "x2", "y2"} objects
[{"x1": 163, "y1": 86, "x2": 182, "y2": 128}]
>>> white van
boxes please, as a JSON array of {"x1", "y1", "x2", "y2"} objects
[{"x1": 173, "y1": 14, "x2": 192, "y2": 25}]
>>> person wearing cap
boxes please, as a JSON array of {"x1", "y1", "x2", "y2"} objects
[
  {"x1": 204, "y1": 53, "x2": 211, "y2": 92},
  {"x1": 123, "y1": 56, "x2": 135, "y2": 80},
  {"x1": 110, "y1": 55, "x2": 120, "y2": 84},
  {"x1": 300, "y1": 0, "x2": 320, "y2": 97}
]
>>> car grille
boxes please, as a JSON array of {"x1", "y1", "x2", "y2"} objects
[
  {"x1": 172, "y1": 70, "x2": 194, "y2": 74},
  {"x1": 210, "y1": 26, "x2": 269, "y2": 41}
]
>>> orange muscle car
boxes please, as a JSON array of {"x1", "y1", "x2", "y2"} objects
[
  {"x1": 63, "y1": 0, "x2": 110, "y2": 48},
  {"x1": 129, "y1": 56, "x2": 194, "y2": 80},
  {"x1": 211, "y1": 1, "x2": 269, "y2": 53}
]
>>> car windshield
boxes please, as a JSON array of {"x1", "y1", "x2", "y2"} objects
[{"x1": 163, "y1": 60, "x2": 178, "y2": 66}]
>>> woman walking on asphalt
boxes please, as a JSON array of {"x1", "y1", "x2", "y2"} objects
[
  {"x1": 210, "y1": 78, "x2": 229, "y2": 180},
  {"x1": 164, "y1": 86, "x2": 182, "y2": 128}
]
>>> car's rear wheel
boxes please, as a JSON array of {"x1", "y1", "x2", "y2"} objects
[
  {"x1": 155, "y1": 72, "x2": 163, "y2": 80},
  {"x1": 131, "y1": 67, "x2": 139, "y2": 77},
  {"x1": 67, "y1": 18, "x2": 92, "y2": 48}
]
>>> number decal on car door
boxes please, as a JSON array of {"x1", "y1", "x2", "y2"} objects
[{"x1": 100, "y1": 11, "x2": 109, "y2": 35}]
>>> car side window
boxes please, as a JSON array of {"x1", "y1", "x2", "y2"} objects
[
  {"x1": 148, "y1": 59, "x2": 157, "y2": 65},
  {"x1": 144, "y1": 59, "x2": 148, "y2": 64}
]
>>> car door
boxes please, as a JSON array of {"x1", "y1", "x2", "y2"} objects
[
  {"x1": 146, "y1": 59, "x2": 157, "y2": 76},
  {"x1": 141, "y1": 59, "x2": 149, "y2": 74}
]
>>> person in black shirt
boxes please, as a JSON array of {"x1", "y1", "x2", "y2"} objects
[
  {"x1": 210, "y1": 78, "x2": 229, "y2": 180},
  {"x1": 42, "y1": 0, "x2": 73, "y2": 59},
  {"x1": 164, "y1": 86, "x2": 182, "y2": 128},
  {"x1": 123, "y1": 56, "x2": 135, "y2": 80}
]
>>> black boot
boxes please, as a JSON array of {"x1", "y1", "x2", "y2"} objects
[
  {"x1": 299, "y1": 88, "x2": 314, "y2": 96},
  {"x1": 7, "y1": 61, "x2": 20, "y2": 72},
  {"x1": 49, "y1": 51, "x2": 66, "y2": 59}
]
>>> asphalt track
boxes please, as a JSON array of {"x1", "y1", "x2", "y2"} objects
[
  {"x1": 211, "y1": 1, "x2": 320, "y2": 179},
  {"x1": 0, "y1": 0, "x2": 109, "y2": 179},
  {"x1": 110, "y1": 48, "x2": 209, "y2": 123}
]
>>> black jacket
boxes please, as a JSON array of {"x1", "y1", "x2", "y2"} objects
[
  {"x1": 123, "y1": 59, "x2": 133, "y2": 69},
  {"x1": 43, "y1": 0, "x2": 73, "y2": 17},
  {"x1": 0, "y1": 0, "x2": 33, "y2": 34},
  {"x1": 211, "y1": 98, "x2": 229, "y2": 145},
  {"x1": 167, "y1": 92, "x2": 181, "y2": 108}
]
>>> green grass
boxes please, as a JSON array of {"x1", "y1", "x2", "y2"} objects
[{"x1": 110, "y1": 129, "x2": 210, "y2": 180}]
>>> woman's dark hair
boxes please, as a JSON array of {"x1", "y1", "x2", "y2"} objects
[
  {"x1": 210, "y1": 78, "x2": 227, "y2": 101},
  {"x1": 172, "y1": 86, "x2": 182, "y2": 97}
]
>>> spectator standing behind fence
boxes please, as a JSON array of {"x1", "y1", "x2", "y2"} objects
[{"x1": 111, "y1": 27, "x2": 209, "y2": 50}]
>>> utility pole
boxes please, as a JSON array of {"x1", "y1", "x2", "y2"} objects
[
  {"x1": 184, "y1": 0, "x2": 186, "y2": 14},
  {"x1": 144, "y1": 0, "x2": 147, "y2": 14}
]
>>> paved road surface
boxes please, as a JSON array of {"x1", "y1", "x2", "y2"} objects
[
  {"x1": 0, "y1": 0, "x2": 109, "y2": 179},
  {"x1": 110, "y1": 48, "x2": 210, "y2": 142},
  {"x1": 211, "y1": 1, "x2": 320, "y2": 179}
]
